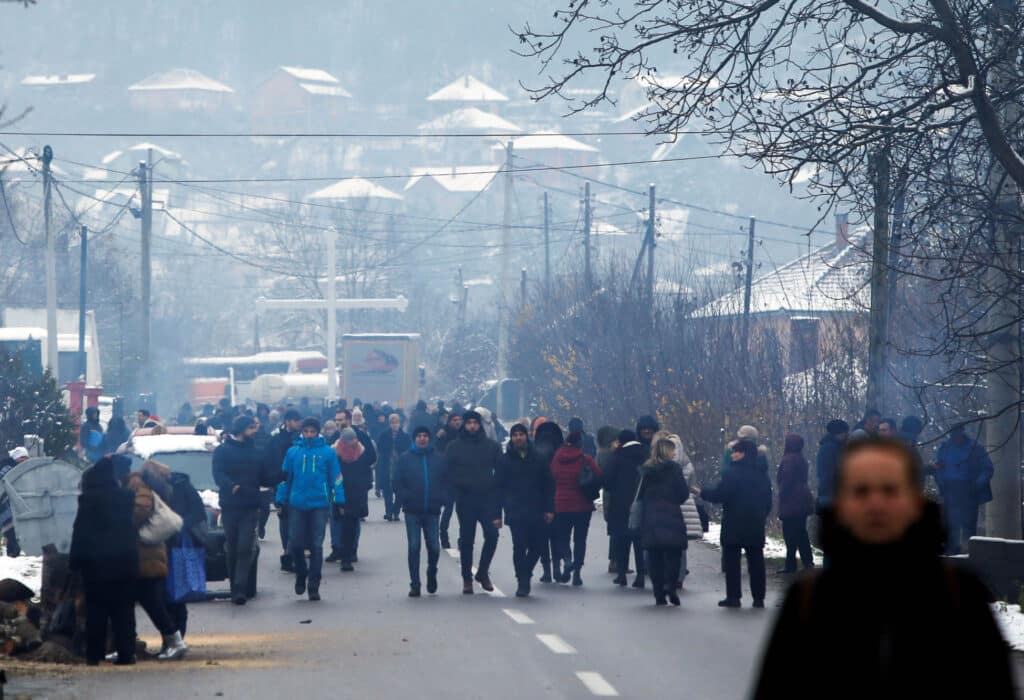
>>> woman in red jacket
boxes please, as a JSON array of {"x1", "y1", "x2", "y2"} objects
[{"x1": 550, "y1": 431, "x2": 602, "y2": 586}]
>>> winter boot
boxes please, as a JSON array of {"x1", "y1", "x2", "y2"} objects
[
  {"x1": 515, "y1": 579, "x2": 531, "y2": 598},
  {"x1": 631, "y1": 574, "x2": 646, "y2": 590},
  {"x1": 280, "y1": 554, "x2": 294, "y2": 573},
  {"x1": 540, "y1": 558, "x2": 553, "y2": 583},
  {"x1": 408, "y1": 584, "x2": 421, "y2": 598},
  {"x1": 295, "y1": 576, "x2": 307, "y2": 596},
  {"x1": 474, "y1": 571, "x2": 494, "y2": 592},
  {"x1": 156, "y1": 632, "x2": 188, "y2": 661},
  {"x1": 308, "y1": 586, "x2": 321, "y2": 602},
  {"x1": 340, "y1": 560, "x2": 354, "y2": 572},
  {"x1": 462, "y1": 579, "x2": 474, "y2": 595},
  {"x1": 572, "y1": 565, "x2": 583, "y2": 587},
  {"x1": 426, "y1": 570, "x2": 438, "y2": 595},
  {"x1": 325, "y1": 549, "x2": 342, "y2": 563}
]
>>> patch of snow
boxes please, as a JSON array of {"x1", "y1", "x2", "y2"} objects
[
  {"x1": 0, "y1": 555, "x2": 42, "y2": 595},
  {"x1": 993, "y1": 603, "x2": 1024, "y2": 651},
  {"x1": 702, "y1": 521, "x2": 823, "y2": 560},
  {"x1": 199, "y1": 490, "x2": 220, "y2": 511}
]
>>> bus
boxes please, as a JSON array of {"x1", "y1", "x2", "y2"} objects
[{"x1": 182, "y1": 350, "x2": 328, "y2": 405}]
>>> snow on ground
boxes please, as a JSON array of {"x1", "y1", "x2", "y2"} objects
[
  {"x1": 0, "y1": 554, "x2": 43, "y2": 595},
  {"x1": 993, "y1": 603, "x2": 1024, "y2": 651},
  {"x1": 200, "y1": 489, "x2": 220, "y2": 510},
  {"x1": 702, "y1": 522, "x2": 824, "y2": 561}
]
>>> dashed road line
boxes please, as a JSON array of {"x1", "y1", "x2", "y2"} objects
[
  {"x1": 502, "y1": 608, "x2": 535, "y2": 625},
  {"x1": 536, "y1": 634, "x2": 577, "y2": 654},
  {"x1": 575, "y1": 672, "x2": 619, "y2": 697}
]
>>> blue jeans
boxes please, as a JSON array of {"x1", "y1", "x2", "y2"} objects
[
  {"x1": 289, "y1": 507, "x2": 328, "y2": 588},
  {"x1": 404, "y1": 512, "x2": 440, "y2": 587}
]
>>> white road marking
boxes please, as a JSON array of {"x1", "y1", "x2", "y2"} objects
[
  {"x1": 502, "y1": 608, "x2": 535, "y2": 625},
  {"x1": 536, "y1": 634, "x2": 577, "y2": 654},
  {"x1": 576, "y1": 672, "x2": 619, "y2": 697}
]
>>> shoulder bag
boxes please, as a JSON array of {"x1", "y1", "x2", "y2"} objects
[{"x1": 139, "y1": 491, "x2": 184, "y2": 545}]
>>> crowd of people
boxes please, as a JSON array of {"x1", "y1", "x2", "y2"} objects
[{"x1": 65, "y1": 397, "x2": 1011, "y2": 691}]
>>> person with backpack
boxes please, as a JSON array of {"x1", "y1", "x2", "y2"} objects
[
  {"x1": 549, "y1": 431, "x2": 602, "y2": 587},
  {"x1": 393, "y1": 427, "x2": 448, "y2": 597},
  {"x1": 752, "y1": 436, "x2": 1014, "y2": 699},
  {"x1": 279, "y1": 418, "x2": 345, "y2": 601}
]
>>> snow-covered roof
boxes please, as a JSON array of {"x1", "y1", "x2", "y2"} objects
[
  {"x1": 426, "y1": 74, "x2": 508, "y2": 102},
  {"x1": 691, "y1": 228, "x2": 871, "y2": 318},
  {"x1": 418, "y1": 108, "x2": 521, "y2": 133},
  {"x1": 404, "y1": 165, "x2": 500, "y2": 193},
  {"x1": 102, "y1": 143, "x2": 183, "y2": 165},
  {"x1": 591, "y1": 220, "x2": 631, "y2": 237},
  {"x1": 299, "y1": 83, "x2": 352, "y2": 97},
  {"x1": 278, "y1": 66, "x2": 352, "y2": 98},
  {"x1": 493, "y1": 131, "x2": 599, "y2": 153},
  {"x1": 128, "y1": 68, "x2": 234, "y2": 93},
  {"x1": 183, "y1": 350, "x2": 326, "y2": 366},
  {"x1": 21, "y1": 73, "x2": 95, "y2": 87},
  {"x1": 307, "y1": 177, "x2": 403, "y2": 202}
]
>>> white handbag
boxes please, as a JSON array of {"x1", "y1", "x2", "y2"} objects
[{"x1": 139, "y1": 491, "x2": 184, "y2": 545}]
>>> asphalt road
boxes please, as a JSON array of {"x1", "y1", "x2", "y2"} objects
[{"x1": 16, "y1": 497, "x2": 1024, "y2": 699}]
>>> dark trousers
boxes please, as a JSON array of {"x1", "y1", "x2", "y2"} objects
[
  {"x1": 134, "y1": 577, "x2": 176, "y2": 636},
  {"x1": 942, "y1": 482, "x2": 979, "y2": 555},
  {"x1": 84, "y1": 578, "x2": 135, "y2": 664},
  {"x1": 722, "y1": 545, "x2": 766, "y2": 603},
  {"x1": 554, "y1": 511, "x2": 592, "y2": 569},
  {"x1": 404, "y1": 512, "x2": 440, "y2": 587},
  {"x1": 4, "y1": 528, "x2": 19, "y2": 557},
  {"x1": 612, "y1": 532, "x2": 645, "y2": 578},
  {"x1": 781, "y1": 516, "x2": 814, "y2": 570},
  {"x1": 222, "y1": 508, "x2": 259, "y2": 599},
  {"x1": 167, "y1": 601, "x2": 188, "y2": 637},
  {"x1": 456, "y1": 497, "x2": 499, "y2": 580},
  {"x1": 339, "y1": 513, "x2": 362, "y2": 561},
  {"x1": 278, "y1": 507, "x2": 290, "y2": 554},
  {"x1": 289, "y1": 507, "x2": 329, "y2": 588},
  {"x1": 440, "y1": 496, "x2": 456, "y2": 543},
  {"x1": 646, "y1": 547, "x2": 682, "y2": 598},
  {"x1": 509, "y1": 518, "x2": 547, "y2": 581}
]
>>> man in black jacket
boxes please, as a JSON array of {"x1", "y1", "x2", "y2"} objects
[
  {"x1": 752, "y1": 436, "x2": 1014, "y2": 699},
  {"x1": 266, "y1": 409, "x2": 302, "y2": 572},
  {"x1": 446, "y1": 410, "x2": 502, "y2": 594},
  {"x1": 213, "y1": 416, "x2": 273, "y2": 605},
  {"x1": 435, "y1": 412, "x2": 463, "y2": 548},
  {"x1": 394, "y1": 427, "x2": 448, "y2": 597},
  {"x1": 496, "y1": 424, "x2": 555, "y2": 597}
]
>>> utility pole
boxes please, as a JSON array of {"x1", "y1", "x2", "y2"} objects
[
  {"x1": 543, "y1": 192, "x2": 551, "y2": 298},
  {"x1": 326, "y1": 226, "x2": 338, "y2": 401},
  {"x1": 138, "y1": 151, "x2": 153, "y2": 376},
  {"x1": 741, "y1": 216, "x2": 756, "y2": 348},
  {"x1": 984, "y1": 0, "x2": 1022, "y2": 540},
  {"x1": 866, "y1": 146, "x2": 892, "y2": 414},
  {"x1": 78, "y1": 225, "x2": 88, "y2": 381},
  {"x1": 42, "y1": 145, "x2": 58, "y2": 380},
  {"x1": 497, "y1": 141, "x2": 513, "y2": 416},
  {"x1": 647, "y1": 185, "x2": 656, "y2": 302},
  {"x1": 583, "y1": 182, "x2": 592, "y2": 291}
]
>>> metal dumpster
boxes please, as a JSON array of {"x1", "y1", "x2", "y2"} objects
[{"x1": 0, "y1": 458, "x2": 83, "y2": 555}]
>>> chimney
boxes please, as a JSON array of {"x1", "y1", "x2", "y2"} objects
[{"x1": 835, "y1": 212, "x2": 850, "y2": 248}]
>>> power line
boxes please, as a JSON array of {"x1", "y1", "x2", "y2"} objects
[{"x1": 0, "y1": 128, "x2": 707, "y2": 139}]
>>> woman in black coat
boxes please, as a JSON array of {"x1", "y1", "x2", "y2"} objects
[
  {"x1": 637, "y1": 439, "x2": 689, "y2": 606},
  {"x1": 69, "y1": 457, "x2": 139, "y2": 666},
  {"x1": 604, "y1": 430, "x2": 648, "y2": 587},
  {"x1": 334, "y1": 428, "x2": 376, "y2": 570},
  {"x1": 533, "y1": 421, "x2": 564, "y2": 583}
]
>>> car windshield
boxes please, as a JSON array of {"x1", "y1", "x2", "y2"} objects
[{"x1": 134, "y1": 451, "x2": 217, "y2": 492}]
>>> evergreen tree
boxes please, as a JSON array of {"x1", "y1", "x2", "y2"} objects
[{"x1": 0, "y1": 352, "x2": 76, "y2": 458}]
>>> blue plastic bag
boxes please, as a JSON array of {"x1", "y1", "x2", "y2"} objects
[{"x1": 167, "y1": 531, "x2": 207, "y2": 603}]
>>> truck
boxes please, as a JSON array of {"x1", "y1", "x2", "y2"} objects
[{"x1": 341, "y1": 333, "x2": 420, "y2": 409}]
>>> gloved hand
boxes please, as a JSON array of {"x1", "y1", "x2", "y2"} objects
[{"x1": 333, "y1": 504, "x2": 346, "y2": 519}]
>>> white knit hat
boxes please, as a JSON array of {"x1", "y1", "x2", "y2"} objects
[{"x1": 736, "y1": 425, "x2": 759, "y2": 441}]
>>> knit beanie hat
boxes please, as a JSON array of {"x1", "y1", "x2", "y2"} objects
[
  {"x1": 826, "y1": 419, "x2": 850, "y2": 436},
  {"x1": 736, "y1": 425, "x2": 759, "y2": 441}
]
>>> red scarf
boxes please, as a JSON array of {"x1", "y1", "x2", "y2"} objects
[{"x1": 336, "y1": 439, "x2": 364, "y2": 464}]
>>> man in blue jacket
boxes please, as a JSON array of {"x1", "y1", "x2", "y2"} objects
[
  {"x1": 394, "y1": 427, "x2": 448, "y2": 597},
  {"x1": 935, "y1": 423, "x2": 994, "y2": 554},
  {"x1": 279, "y1": 418, "x2": 344, "y2": 601}
]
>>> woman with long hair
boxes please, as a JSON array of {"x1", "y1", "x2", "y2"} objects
[{"x1": 637, "y1": 438, "x2": 690, "y2": 605}]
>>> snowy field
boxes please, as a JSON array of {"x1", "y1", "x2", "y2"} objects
[
  {"x1": 993, "y1": 603, "x2": 1024, "y2": 652},
  {"x1": 0, "y1": 554, "x2": 42, "y2": 595}
]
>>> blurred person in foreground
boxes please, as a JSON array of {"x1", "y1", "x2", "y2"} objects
[{"x1": 751, "y1": 436, "x2": 1013, "y2": 699}]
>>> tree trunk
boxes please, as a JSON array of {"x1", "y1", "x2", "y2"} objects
[{"x1": 866, "y1": 148, "x2": 891, "y2": 413}]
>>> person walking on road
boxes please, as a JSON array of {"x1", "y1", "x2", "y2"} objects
[
  {"x1": 605, "y1": 430, "x2": 647, "y2": 588},
  {"x1": 267, "y1": 409, "x2": 303, "y2": 573},
  {"x1": 497, "y1": 424, "x2": 555, "y2": 597},
  {"x1": 550, "y1": 431, "x2": 602, "y2": 587},
  {"x1": 596, "y1": 426, "x2": 620, "y2": 574},
  {"x1": 636, "y1": 438, "x2": 689, "y2": 606},
  {"x1": 376, "y1": 413, "x2": 412, "y2": 522},
  {"x1": 394, "y1": 427, "x2": 448, "y2": 597},
  {"x1": 435, "y1": 411, "x2": 462, "y2": 549},
  {"x1": 213, "y1": 416, "x2": 272, "y2": 605},
  {"x1": 934, "y1": 423, "x2": 995, "y2": 555},
  {"x1": 533, "y1": 420, "x2": 565, "y2": 583},
  {"x1": 446, "y1": 410, "x2": 502, "y2": 595},
  {"x1": 752, "y1": 436, "x2": 1014, "y2": 699},
  {"x1": 70, "y1": 457, "x2": 138, "y2": 666},
  {"x1": 280, "y1": 418, "x2": 345, "y2": 601},
  {"x1": 696, "y1": 439, "x2": 772, "y2": 608},
  {"x1": 776, "y1": 433, "x2": 815, "y2": 573},
  {"x1": 663, "y1": 432, "x2": 701, "y2": 586},
  {"x1": 333, "y1": 427, "x2": 375, "y2": 571}
]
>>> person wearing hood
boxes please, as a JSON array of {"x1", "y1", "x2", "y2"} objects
[
  {"x1": 568, "y1": 417, "x2": 597, "y2": 459},
  {"x1": 267, "y1": 409, "x2": 304, "y2": 573},
  {"x1": 934, "y1": 423, "x2": 994, "y2": 555},
  {"x1": 550, "y1": 431, "x2": 602, "y2": 586},
  {"x1": 101, "y1": 415, "x2": 131, "y2": 454},
  {"x1": 720, "y1": 424, "x2": 771, "y2": 476},
  {"x1": 605, "y1": 430, "x2": 648, "y2": 588},
  {"x1": 596, "y1": 426, "x2": 620, "y2": 574},
  {"x1": 696, "y1": 439, "x2": 773, "y2": 608},
  {"x1": 445, "y1": 410, "x2": 502, "y2": 595},
  {"x1": 637, "y1": 438, "x2": 689, "y2": 606},
  {"x1": 394, "y1": 427, "x2": 448, "y2": 597},
  {"x1": 777, "y1": 433, "x2": 815, "y2": 574},
  {"x1": 752, "y1": 436, "x2": 1014, "y2": 699},
  {"x1": 333, "y1": 427, "x2": 375, "y2": 571},
  {"x1": 497, "y1": 424, "x2": 555, "y2": 597},
  {"x1": 376, "y1": 413, "x2": 412, "y2": 522},
  {"x1": 70, "y1": 457, "x2": 138, "y2": 666},
  {"x1": 635, "y1": 415, "x2": 660, "y2": 446},
  {"x1": 80, "y1": 406, "x2": 105, "y2": 462},
  {"x1": 213, "y1": 416, "x2": 273, "y2": 606},
  {"x1": 280, "y1": 418, "x2": 344, "y2": 601},
  {"x1": 435, "y1": 411, "x2": 462, "y2": 549},
  {"x1": 408, "y1": 400, "x2": 433, "y2": 435},
  {"x1": 533, "y1": 420, "x2": 565, "y2": 582},
  {"x1": 816, "y1": 419, "x2": 849, "y2": 512}
]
